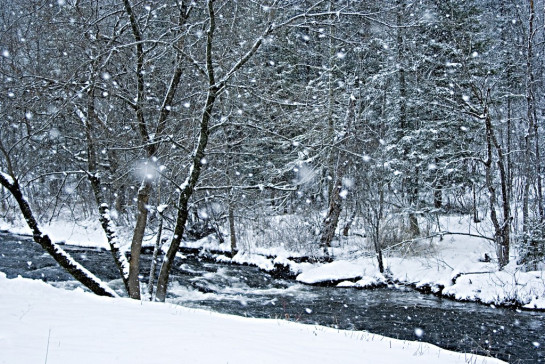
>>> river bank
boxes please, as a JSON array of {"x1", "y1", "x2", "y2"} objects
[
  {"x1": 1, "y1": 213, "x2": 545, "y2": 310},
  {"x1": 1, "y1": 230, "x2": 543, "y2": 362}
]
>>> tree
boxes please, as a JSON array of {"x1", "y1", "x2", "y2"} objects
[{"x1": 3, "y1": 0, "x2": 545, "y2": 297}]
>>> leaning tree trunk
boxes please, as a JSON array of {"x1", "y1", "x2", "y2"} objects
[
  {"x1": 155, "y1": 0, "x2": 277, "y2": 301},
  {"x1": 154, "y1": 3, "x2": 219, "y2": 299},
  {"x1": 154, "y1": 83, "x2": 217, "y2": 301},
  {"x1": 0, "y1": 173, "x2": 116, "y2": 297},
  {"x1": 79, "y1": 84, "x2": 131, "y2": 294}
]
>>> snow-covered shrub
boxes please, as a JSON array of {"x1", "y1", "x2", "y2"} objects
[{"x1": 236, "y1": 212, "x2": 322, "y2": 256}]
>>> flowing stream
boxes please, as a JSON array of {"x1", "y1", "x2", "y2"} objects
[{"x1": 1, "y1": 231, "x2": 544, "y2": 363}]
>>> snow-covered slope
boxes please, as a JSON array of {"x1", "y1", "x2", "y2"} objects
[{"x1": 0, "y1": 273, "x2": 503, "y2": 364}]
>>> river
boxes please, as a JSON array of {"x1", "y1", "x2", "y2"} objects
[{"x1": 1, "y1": 231, "x2": 543, "y2": 363}]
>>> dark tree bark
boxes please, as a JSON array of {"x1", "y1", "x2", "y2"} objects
[
  {"x1": 81, "y1": 84, "x2": 130, "y2": 294},
  {"x1": 155, "y1": 1, "x2": 219, "y2": 302},
  {"x1": 121, "y1": 0, "x2": 191, "y2": 300},
  {"x1": 478, "y1": 89, "x2": 511, "y2": 269},
  {"x1": 155, "y1": 85, "x2": 217, "y2": 301},
  {"x1": 342, "y1": 206, "x2": 357, "y2": 237},
  {"x1": 228, "y1": 198, "x2": 238, "y2": 257},
  {"x1": 127, "y1": 180, "x2": 151, "y2": 299},
  {"x1": 0, "y1": 173, "x2": 116, "y2": 297},
  {"x1": 148, "y1": 210, "x2": 164, "y2": 299},
  {"x1": 396, "y1": 2, "x2": 420, "y2": 238},
  {"x1": 155, "y1": 0, "x2": 278, "y2": 301},
  {"x1": 320, "y1": 95, "x2": 355, "y2": 250}
]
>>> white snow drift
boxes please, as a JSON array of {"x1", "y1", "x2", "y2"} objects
[{"x1": 0, "y1": 273, "x2": 504, "y2": 364}]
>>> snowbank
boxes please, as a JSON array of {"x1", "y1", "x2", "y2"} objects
[
  {"x1": 0, "y1": 273, "x2": 504, "y2": 364},
  {"x1": 2, "y1": 213, "x2": 545, "y2": 309}
]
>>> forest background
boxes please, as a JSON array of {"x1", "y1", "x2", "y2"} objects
[{"x1": 1, "y1": 0, "x2": 544, "y2": 301}]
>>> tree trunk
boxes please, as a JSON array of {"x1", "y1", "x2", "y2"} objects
[
  {"x1": 155, "y1": 81, "x2": 216, "y2": 301},
  {"x1": 472, "y1": 179, "x2": 480, "y2": 223},
  {"x1": 228, "y1": 198, "x2": 237, "y2": 257},
  {"x1": 80, "y1": 85, "x2": 130, "y2": 293},
  {"x1": 320, "y1": 95, "x2": 356, "y2": 250},
  {"x1": 148, "y1": 212, "x2": 164, "y2": 299},
  {"x1": 374, "y1": 220, "x2": 384, "y2": 274},
  {"x1": 115, "y1": 184, "x2": 127, "y2": 214},
  {"x1": 523, "y1": 0, "x2": 536, "y2": 241},
  {"x1": 342, "y1": 206, "x2": 357, "y2": 237},
  {"x1": 396, "y1": 3, "x2": 420, "y2": 238},
  {"x1": 320, "y1": 182, "x2": 343, "y2": 250},
  {"x1": 127, "y1": 179, "x2": 152, "y2": 299},
  {"x1": 0, "y1": 174, "x2": 116, "y2": 297},
  {"x1": 483, "y1": 104, "x2": 511, "y2": 269},
  {"x1": 89, "y1": 173, "x2": 130, "y2": 293},
  {"x1": 154, "y1": 0, "x2": 284, "y2": 301},
  {"x1": 121, "y1": 0, "x2": 190, "y2": 300},
  {"x1": 155, "y1": 1, "x2": 219, "y2": 300}
]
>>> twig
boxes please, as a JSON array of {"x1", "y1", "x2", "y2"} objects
[{"x1": 44, "y1": 328, "x2": 51, "y2": 364}]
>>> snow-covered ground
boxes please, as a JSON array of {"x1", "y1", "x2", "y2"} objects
[
  {"x1": 1, "y1": 213, "x2": 545, "y2": 309},
  {"x1": 292, "y1": 216, "x2": 545, "y2": 310},
  {"x1": 0, "y1": 272, "x2": 504, "y2": 364}
]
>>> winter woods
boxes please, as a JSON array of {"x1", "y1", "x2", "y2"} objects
[{"x1": 1, "y1": 0, "x2": 545, "y2": 299}]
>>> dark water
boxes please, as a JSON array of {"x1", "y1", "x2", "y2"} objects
[{"x1": 1, "y1": 231, "x2": 544, "y2": 363}]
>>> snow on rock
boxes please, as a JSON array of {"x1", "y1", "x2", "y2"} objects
[
  {"x1": 524, "y1": 296, "x2": 545, "y2": 310},
  {"x1": 272, "y1": 256, "x2": 312, "y2": 276},
  {"x1": 337, "y1": 280, "x2": 357, "y2": 287},
  {"x1": 355, "y1": 273, "x2": 387, "y2": 288},
  {"x1": 232, "y1": 252, "x2": 275, "y2": 271},
  {"x1": 0, "y1": 273, "x2": 505, "y2": 364},
  {"x1": 296, "y1": 259, "x2": 374, "y2": 284},
  {"x1": 443, "y1": 268, "x2": 545, "y2": 307},
  {"x1": 181, "y1": 234, "x2": 230, "y2": 253},
  {"x1": 336, "y1": 275, "x2": 387, "y2": 289},
  {"x1": 215, "y1": 254, "x2": 232, "y2": 263}
]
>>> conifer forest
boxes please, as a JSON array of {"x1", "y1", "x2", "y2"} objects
[{"x1": 1, "y1": 0, "x2": 545, "y2": 302}]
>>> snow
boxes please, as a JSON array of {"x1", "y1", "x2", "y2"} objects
[
  {"x1": 232, "y1": 251, "x2": 275, "y2": 271},
  {"x1": 1, "y1": 213, "x2": 545, "y2": 309},
  {"x1": 0, "y1": 171, "x2": 14, "y2": 185},
  {"x1": 297, "y1": 260, "x2": 367, "y2": 284},
  {"x1": 441, "y1": 265, "x2": 545, "y2": 306},
  {"x1": 0, "y1": 273, "x2": 504, "y2": 364},
  {"x1": 0, "y1": 215, "x2": 132, "y2": 251},
  {"x1": 51, "y1": 242, "x2": 118, "y2": 298}
]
